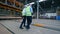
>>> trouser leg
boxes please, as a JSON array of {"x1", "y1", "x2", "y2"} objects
[
  {"x1": 26, "y1": 16, "x2": 32, "y2": 29},
  {"x1": 20, "y1": 16, "x2": 26, "y2": 27}
]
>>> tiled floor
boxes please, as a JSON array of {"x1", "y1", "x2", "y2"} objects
[{"x1": 0, "y1": 19, "x2": 60, "y2": 34}]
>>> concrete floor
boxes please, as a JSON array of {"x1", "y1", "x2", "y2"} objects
[
  {"x1": 0, "y1": 23, "x2": 12, "y2": 34},
  {"x1": 0, "y1": 19, "x2": 60, "y2": 34}
]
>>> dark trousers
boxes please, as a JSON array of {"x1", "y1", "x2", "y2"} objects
[
  {"x1": 20, "y1": 16, "x2": 26, "y2": 27},
  {"x1": 20, "y1": 16, "x2": 32, "y2": 29},
  {"x1": 26, "y1": 16, "x2": 32, "y2": 29}
]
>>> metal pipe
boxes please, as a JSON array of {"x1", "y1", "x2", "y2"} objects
[
  {"x1": 37, "y1": 1, "x2": 39, "y2": 19},
  {"x1": 13, "y1": 0, "x2": 16, "y2": 7},
  {"x1": 5, "y1": 0, "x2": 7, "y2": 4}
]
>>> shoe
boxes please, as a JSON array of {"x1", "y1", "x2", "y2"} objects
[
  {"x1": 24, "y1": 25, "x2": 26, "y2": 27},
  {"x1": 19, "y1": 27, "x2": 24, "y2": 29},
  {"x1": 25, "y1": 26, "x2": 30, "y2": 30}
]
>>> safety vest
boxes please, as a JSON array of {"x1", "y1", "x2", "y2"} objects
[
  {"x1": 22, "y1": 8, "x2": 26, "y2": 16},
  {"x1": 25, "y1": 6, "x2": 32, "y2": 16},
  {"x1": 22, "y1": 6, "x2": 32, "y2": 16}
]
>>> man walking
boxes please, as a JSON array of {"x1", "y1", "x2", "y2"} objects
[
  {"x1": 19, "y1": 4, "x2": 33, "y2": 29},
  {"x1": 19, "y1": 6, "x2": 26, "y2": 29}
]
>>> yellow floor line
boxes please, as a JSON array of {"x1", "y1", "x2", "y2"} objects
[{"x1": 32, "y1": 23, "x2": 44, "y2": 27}]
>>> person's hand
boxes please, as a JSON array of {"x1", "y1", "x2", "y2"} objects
[{"x1": 32, "y1": 13, "x2": 33, "y2": 15}]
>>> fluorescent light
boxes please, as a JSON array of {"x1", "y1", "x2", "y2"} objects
[
  {"x1": 30, "y1": 2, "x2": 35, "y2": 4},
  {"x1": 39, "y1": 0, "x2": 46, "y2": 2}
]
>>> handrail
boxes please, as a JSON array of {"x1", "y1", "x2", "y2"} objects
[
  {"x1": 0, "y1": 0, "x2": 24, "y2": 12},
  {"x1": 0, "y1": 3, "x2": 21, "y2": 12},
  {"x1": 8, "y1": 0, "x2": 23, "y2": 7}
]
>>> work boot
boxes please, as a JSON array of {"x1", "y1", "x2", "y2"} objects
[
  {"x1": 19, "y1": 27, "x2": 24, "y2": 29},
  {"x1": 25, "y1": 26, "x2": 30, "y2": 30}
]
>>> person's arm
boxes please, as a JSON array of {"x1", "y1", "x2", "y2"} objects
[
  {"x1": 30, "y1": 7, "x2": 33, "y2": 13},
  {"x1": 22, "y1": 8, "x2": 25, "y2": 18},
  {"x1": 30, "y1": 6, "x2": 33, "y2": 15}
]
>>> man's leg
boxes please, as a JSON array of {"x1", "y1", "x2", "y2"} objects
[
  {"x1": 20, "y1": 16, "x2": 26, "y2": 29},
  {"x1": 26, "y1": 16, "x2": 32, "y2": 29},
  {"x1": 23, "y1": 16, "x2": 26, "y2": 27}
]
